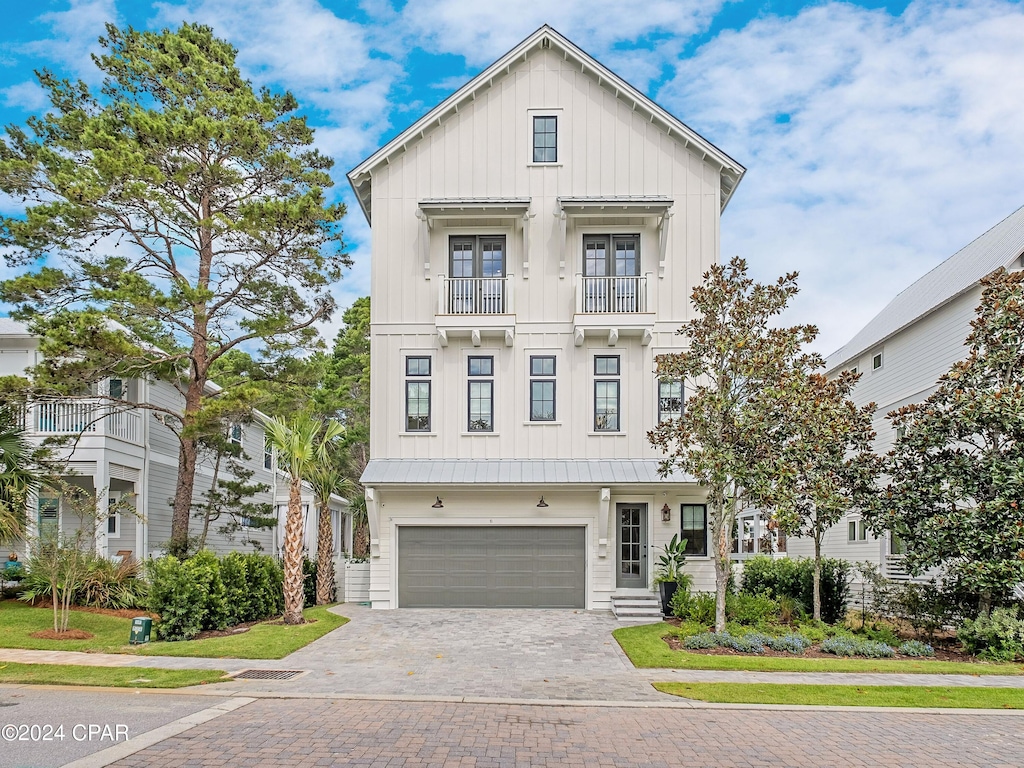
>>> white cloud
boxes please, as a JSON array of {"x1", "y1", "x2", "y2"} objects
[
  {"x1": 22, "y1": 0, "x2": 120, "y2": 82},
  {"x1": 1, "y1": 81, "x2": 49, "y2": 112},
  {"x1": 398, "y1": 0, "x2": 725, "y2": 89},
  {"x1": 657, "y1": 0, "x2": 1024, "y2": 356}
]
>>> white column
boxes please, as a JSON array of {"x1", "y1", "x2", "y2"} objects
[
  {"x1": 94, "y1": 463, "x2": 109, "y2": 556},
  {"x1": 365, "y1": 486, "x2": 380, "y2": 558}
]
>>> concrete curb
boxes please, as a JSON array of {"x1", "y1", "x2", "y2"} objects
[{"x1": 59, "y1": 696, "x2": 256, "y2": 768}]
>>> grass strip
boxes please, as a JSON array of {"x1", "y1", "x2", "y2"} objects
[
  {"x1": 1, "y1": 601, "x2": 348, "y2": 659},
  {"x1": 0, "y1": 662, "x2": 227, "y2": 689},
  {"x1": 614, "y1": 623, "x2": 1024, "y2": 675},
  {"x1": 136, "y1": 605, "x2": 348, "y2": 659},
  {"x1": 654, "y1": 681, "x2": 1024, "y2": 709}
]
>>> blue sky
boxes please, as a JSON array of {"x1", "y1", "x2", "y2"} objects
[{"x1": 2, "y1": 0, "x2": 1022, "y2": 356}]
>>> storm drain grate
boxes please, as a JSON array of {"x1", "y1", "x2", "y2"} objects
[{"x1": 232, "y1": 669, "x2": 306, "y2": 681}]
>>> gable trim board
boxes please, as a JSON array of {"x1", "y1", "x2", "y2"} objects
[{"x1": 347, "y1": 25, "x2": 745, "y2": 224}]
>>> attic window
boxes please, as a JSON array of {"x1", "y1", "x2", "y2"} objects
[
  {"x1": 532, "y1": 116, "x2": 557, "y2": 163},
  {"x1": 872, "y1": 352, "x2": 883, "y2": 370}
]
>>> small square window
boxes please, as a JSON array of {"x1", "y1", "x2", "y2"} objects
[
  {"x1": 530, "y1": 356, "x2": 555, "y2": 377},
  {"x1": 872, "y1": 352, "x2": 883, "y2": 370},
  {"x1": 468, "y1": 356, "x2": 493, "y2": 377},
  {"x1": 228, "y1": 423, "x2": 242, "y2": 446},
  {"x1": 532, "y1": 116, "x2": 557, "y2": 163},
  {"x1": 407, "y1": 357, "x2": 431, "y2": 376},
  {"x1": 594, "y1": 355, "x2": 620, "y2": 376},
  {"x1": 849, "y1": 366, "x2": 857, "y2": 375}
]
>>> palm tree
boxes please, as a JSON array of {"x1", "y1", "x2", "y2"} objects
[
  {"x1": 307, "y1": 460, "x2": 348, "y2": 605},
  {"x1": 265, "y1": 413, "x2": 343, "y2": 624},
  {"x1": 0, "y1": 406, "x2": 39, "y2": 544}
]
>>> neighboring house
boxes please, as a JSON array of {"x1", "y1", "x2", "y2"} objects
[
  {"x1": 786, "y1": 204, "x2": 1024, "y2": 581},
  {"x1": 0, "y1": 318, "x2": 348, "y2": 566},
  {"x1": 350, "y1": 26, "x2": 745, "y2": 611}
]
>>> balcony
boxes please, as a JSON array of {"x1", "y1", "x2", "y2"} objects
[
  {"x1": 573, "y1": 273, "x2": 655, "y2": 347},
  {"x1": 25, "y1": 400, "x2": 143, "y2": 446},
  {"x1": 435, "y1": 275, "x2": 515, "y2": 347}
]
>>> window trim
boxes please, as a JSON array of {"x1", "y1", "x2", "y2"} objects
[
  {"x1": 594, "y1": 379, "x2": 621, "y2": 432},
  {"x1": 228, "y1": 423, "x2": 243, "y2": 447},
  {"x1": 872, "y1": 351, "x2": 883, "y2": 370},
  {"x1": 406, "y1": 380, "x2": 432, "y2": 433},
  {"x1": 594, "y1": 355, "x2": 620, "y2": 376},
  {"x1": 680, "y1": 503, "x2": 709, "y2": 558},
  {"x1": 404, "y1": 354, "x2": 433, "y2": 433},
  {"x1": 264, "y1": 434, "x2": 274, "y2": 470},
  {"x1": 467, "y1": 380, "x2": 494, "y2": 433},
  {"x1": 529, "y1": 354, "x2": 557, "y2": 422}
]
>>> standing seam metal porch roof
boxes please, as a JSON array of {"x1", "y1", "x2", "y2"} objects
[{"x1": 361, "y1": 459, "x2": 695, "y2": 485}]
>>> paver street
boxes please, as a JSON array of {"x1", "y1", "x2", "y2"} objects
[{"x1": 109, "y1": 697, "x2": 1022, "y2": 768}]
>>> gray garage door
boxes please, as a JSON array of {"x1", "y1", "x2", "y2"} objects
[{"x1": 398, "y1": 526, "x2": 586, "y2": 608}]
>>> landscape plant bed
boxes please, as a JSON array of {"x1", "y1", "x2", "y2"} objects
[
  {"x1": 613, "y1": 623, "x2": 1024, "y2": 674},
  {"x1": 661, "y1": 634, "x2": 980, "y2": 663}
]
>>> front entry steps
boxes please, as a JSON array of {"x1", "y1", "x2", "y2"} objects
[{"x1": 611, "y1": 593, "x2": 663, "y2": 623}]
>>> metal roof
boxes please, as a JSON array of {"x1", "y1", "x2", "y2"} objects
[
  {"x1": 361, "y1": 458, "x2": 695, "y2": 486},
  {"x1": 827, "y1": 204, "x2": 1024, "y2": 372}
]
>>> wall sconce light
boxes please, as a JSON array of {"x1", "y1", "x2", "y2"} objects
[
  {"x1": 661, "y1": 503, "x2": 671, "y2": 522},
  {"x1": 431, "y1": 496, "x2": 444, "y2": 509},
  {"x1": 537, "y1": 496, "x2": 549, "y2": 508}
]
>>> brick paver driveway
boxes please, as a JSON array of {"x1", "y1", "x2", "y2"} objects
[
  {"x1": 225, "y1": 606, "x2": 663, "y2": 701},
  {"x1": 110, "y1": 697, "x2": 1023, "y2": 768}
]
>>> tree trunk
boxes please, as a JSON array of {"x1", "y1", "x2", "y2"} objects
[
  {"x1": 714, "y1": 521, "x2": 730, "y2": 632},
  {"x1": 198, "y1": 451, "x2": 223, "y2": 551},
  {"x1": 282, "y1": 476, "x2": 306, "y2": 624},
  {"x1": 353, "y1": 520, "x2": 369, "y2": 558},
  {"x1": 169, "y1": 378, "x2": 205, "y2": 558},
  {"x1": 813, "y1": 537, "x2": 822, "y2": 622},
  {"x1": 316, "y1": 501, "x2": 334, "y2": 604}
]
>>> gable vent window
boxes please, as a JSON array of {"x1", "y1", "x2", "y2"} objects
[{"x1": 532, "y1": 116, "x2": 557, "y2": 163}]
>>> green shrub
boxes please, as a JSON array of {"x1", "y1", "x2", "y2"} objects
[
  {"x1": 673, "y1": 620, "x2": 708, "y2": 639},
  {"x1": 671, "y1": 590, "x2": 716, "y2": 625},
  {"x1": 220, "y1": 553, "x2": 252, "y2": 626},
  {"x1": 303, "y1": 557, "x2": 317, "y2": 608},
  {"x1": 741, "y1": 555, "x2": 801, "y2": 600},
  {"x1": 728, "y1": 593, "x2": 780, "y2": 625},
  {"x1": 860, "y1": 621, "x2": 901, "y2": 647},
  {"x1": 796, "y1": 558, "x2": 852, "y2": 624},
  {"x1": 146, "y1": 550, "x2": 228, "y2": 641},
  {"x1": 740, "y1": 555, "x2": 850, "y2": 624},
  {"x1": 820, "y1": 637, "x2": 859, "y2": 656},
  {"x1": 19, "y1": 553, "x2": 147, "y2": 610},
  {"x1": 766, "y1": 633, "x2": 811, "y2": 654},
  {"x1": 898, "y1": 640, "x2": 935, "y2": 657},
  {"x1": 958, "y1": 607, "x2": 1024, "y2": 661},
  {"x1": 244, "y1": 553, "x2": 283, "y2": 620}
]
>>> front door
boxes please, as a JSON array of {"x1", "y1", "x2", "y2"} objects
[{"x1": 616, "y1": 503, "x2": 647, "y2": 589}]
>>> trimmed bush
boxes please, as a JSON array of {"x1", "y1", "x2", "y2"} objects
[
  {"x1": 671, "y1": 590, "x2": 717, "y2": 625},
  {"x1": 740, "y1": 555, "x2": 851, "y2": 624},
  {"x1": 958, "y1": 607, "x2": 1024, "y2": 662},
  {"x1": 766, "y1": 633, "x2": 812, "y2": 654},
  {"x1": 898, "y1": 640, "x2": 935, "y2": 657},
  {"x1": 821, "y1": 636, "x2": 896, "y2": 658},
  {"x1": 683, "y1": 632, "x2": 720, "y2": 650},
  {"x1": 146, "y1": 550, "x2": 283, "y2": 641},
  {"x1": 820, "y1": 637, "x2": 859, "y2": 657},
  {"x1": 728, "y1": 593, "x2": 780, "y2": 625}
]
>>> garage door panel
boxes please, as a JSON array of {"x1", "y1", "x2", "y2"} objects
[{"x1": 398, "y1": 526, "x2": 585, "y2": 608}]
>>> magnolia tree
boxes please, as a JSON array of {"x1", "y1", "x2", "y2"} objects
[
  {"x1": 863, "y1": 268, "x2": 1024, "y2": 614},
  {"x1": 649, "y1": 257, "x2": 820, "y2": 631},
  {"x1": 0, "y1": 23, "x2": 347, "y2": 557},
  {"x1": 772, "y1": 372, "x2": 879, "y2": 620}
]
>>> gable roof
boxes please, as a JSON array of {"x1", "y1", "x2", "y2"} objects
[
  {"x1": 0, "y1": 318, "x2": 31, "y2": 336},
  {"x1": 347, "y1": 25, "x2": 745, "y2": 225},
  {"x1": 827, "y1": 204, "x2": 1024, "y2": 372}
]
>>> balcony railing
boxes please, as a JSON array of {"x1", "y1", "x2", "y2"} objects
[
  {"x1": 438, "y1": 275, "x2": 511, "y2": 315},
  {"x1": 26, "y1": 400, "x2": 142, "y2": 445},
  {"x1": 575, "y1": 274, "x2": 651, "y2": 314}
]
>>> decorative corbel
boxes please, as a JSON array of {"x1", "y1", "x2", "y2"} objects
[
  {"x1": 522, "y1": 211, "x2": 535, "y2": 279},
  {"x1": 574, "y1": 327, "x2": 585, "y2": 347},
  {"x1": 415, "y1": 209, "x2": 432, "y2": 279},
  {"x1": 598, "y1": 487, "x2": 611, "y2": 557},
  {"x1": 504, "y1": 329, "x2": 515, "y2": 347},
  {"x1": 641, "y1": 328, "x2": 653, "y2": 347},
  {"x1": 557, "y1": 209, "x2": 568, "y2": 279},
  {"x1": 365, "y1": 486, "x2": 380, "y2": 558},
  {"x1": 437, "y1": 329, "x2": 448, "y2": 348},
  {"x1": 657, "y1": 209, "x2": 674, "y2": 279},
  {"x1": 471, "y1": 329, "x2": 481, "y2": 347},
  {"x1": 607, "y1": 328, "x2": 618, "y2": 347}
]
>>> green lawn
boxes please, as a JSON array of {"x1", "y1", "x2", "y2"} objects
[
  {"x1": 614, "y1": 622, "x2": 1024, "y2": 675},
  {"x1": 0, "y1": 601, "x2": 348, "y2": 659},
  {"x1": 0, "y1": 662, "x2": 228, "y2": 689},
  {"x1": 654, "y1": 681, "x2": 1024, "y2": 709}
]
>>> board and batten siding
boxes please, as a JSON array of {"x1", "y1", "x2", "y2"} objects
[{"x1": 369, "y1": 46, "x2": 721, "y2": 463}]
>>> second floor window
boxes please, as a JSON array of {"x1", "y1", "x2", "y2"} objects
[
  {"x1": 228, "y1": 423, "x2": 243, "y2": 446},
  {"x1": 529, "y1": 355, "x2": 556, "y2": 421},
  {"x1": 658, "y1": 380, "x2": 683, "y2": 423},
  {"x1": 406, "y1": 356, "x2": 431, "y2": 432},
  {"x1": 594, "y1": 355, "x2": 620, "y2": 432},
  {"x1": 582, "y1": 235, "x2": 642, "y2": 312},
  {"x1": 264, "y1": 434, "x2": 274, "y2": 470},
  {"x1": 449, "y1": 236, "x2": 506, "y2": 314},
  {"x1": 467, "y1": 355, "x2": 494, "y2": 432}
]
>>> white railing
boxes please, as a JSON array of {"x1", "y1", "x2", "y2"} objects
[
  {"x1": 575, "y1": 273, "x2": 651, "y2": 314},
  {"x1": 26, "y1": 400, "x2": 142, "y2": 445},
  {"x1": 438, "y1": 275, "x2": 511, "y2": 315}
]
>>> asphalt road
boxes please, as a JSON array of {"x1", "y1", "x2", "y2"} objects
[{"x1": 0, "y1": 687, "x2": 228, "y2": 768}]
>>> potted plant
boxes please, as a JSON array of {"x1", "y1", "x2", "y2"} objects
[{"x1": 653, "y1": 534, "x2": 690, "y2": 615}]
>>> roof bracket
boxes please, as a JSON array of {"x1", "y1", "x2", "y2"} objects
[
  {"x1": 658, "y1": 209, "x2": 674, "y2": 279},
  {"x1": 597, "y1": 488, "x2": 611, "y2": 558}
]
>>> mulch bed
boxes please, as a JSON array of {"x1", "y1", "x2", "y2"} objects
[
  {"x1": 662, "y1": 629, "x2": 981, "y2": 663},
  {"x1": 29, "y1": 629, "x2": 95, "y2": 640}
]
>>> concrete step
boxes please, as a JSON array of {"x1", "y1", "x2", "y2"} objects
[{"x1": 610, "y1": 594, "x2": 664, "y2": 623}]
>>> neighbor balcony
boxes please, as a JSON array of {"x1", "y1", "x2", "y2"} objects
[
  {"x1": 24, "y1": 399, "x2": 143, "y2": 446},
  {"x1": 573, "y1": 273, "x2": 655, "y2": 347},
  {"x1": 435, "y1": 275, "x2": 516, "y2": 347}
]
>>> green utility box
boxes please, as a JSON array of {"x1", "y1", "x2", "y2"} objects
[{"x1": 129, "y1": 617, "x2": 152, "y2": 644}]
